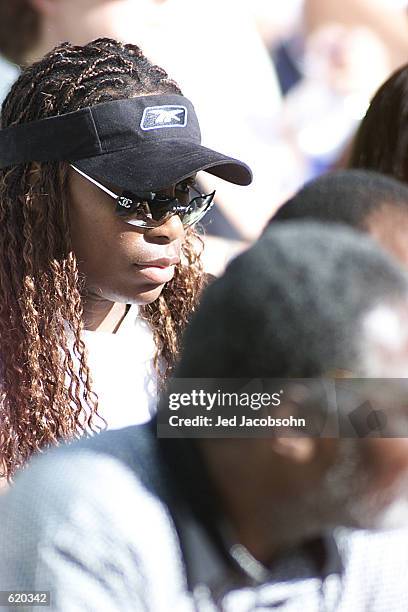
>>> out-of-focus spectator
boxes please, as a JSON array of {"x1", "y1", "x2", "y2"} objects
[
  {"x1": 348, "y1": 64, "x2": 408, "y2": 184},
  {"x1": 304, "y1": 0, "x2": 408, "y2": 70},
  {"x1": 250, "y1": 1, "x2": 408, "y2": 180},
  {"x1": 269, "y1": 169, "x2": 408, "y2": 269},
  {"x1": 3, "y1": 223, "x2": 408, "y2": 609},
  {"x1": 0, "y1": 0, "x2": 38, "y2": 66},
  {"x1": 257, "y1": 1, "x2": 407, "y2": 177},
  {"x1": 280, "y1": 24, "x2": 390, "y2": 176}
]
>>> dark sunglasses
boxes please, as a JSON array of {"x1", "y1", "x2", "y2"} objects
[{"x1": 70, "y1": 165, "x2": 215, "y2": 229}]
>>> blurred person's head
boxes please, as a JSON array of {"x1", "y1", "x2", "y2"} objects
[
  {"x1": 0, "y1": 37, "x2": 251, "y2": 479},
  {"x1": 302, "y1": 23, "x2": 390, "y2": 96},
  {"x1": 0, "y1": 0, "x2": 167, "y2": 66},
  {"x1": 176, "y1": 222, "x2": 408, "y2": 553},
  {"x1": 0, "y1": 0, "x2": 39, "y2": 65},
  {"x1": 179, "y1": 221, "x2": 408, "y2": 379},
  {"x1": 268, "y1": 170, "x2": 408, "y2": 268},
  {"x1": 349, "y1": 64, "x2": 408, "y2": 183}
]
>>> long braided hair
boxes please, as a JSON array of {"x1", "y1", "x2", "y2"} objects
[{"x1": 0, "y1": 38, "x2": 206, "y2": 480}]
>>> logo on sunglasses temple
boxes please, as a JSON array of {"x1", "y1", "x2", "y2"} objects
[{"x1": 118, "y1": 196, "x2": 133, "y2": 209}]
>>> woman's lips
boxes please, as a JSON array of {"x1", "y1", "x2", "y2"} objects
[{"x1": 134, "y1": 257, "x2": 179, "y2": 284}]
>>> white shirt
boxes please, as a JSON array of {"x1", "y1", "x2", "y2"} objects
[{"x1": 76, "y1": 305, "x2": 158, "y2": 429}]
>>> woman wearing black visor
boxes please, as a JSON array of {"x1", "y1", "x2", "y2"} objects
[{"x1": 0, "y1": 37, "x2": 252, "y2": 480}]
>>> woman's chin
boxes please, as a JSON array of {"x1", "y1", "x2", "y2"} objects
[{"x1": 133, "y1": 283, "x2": 166, "y2": 305}]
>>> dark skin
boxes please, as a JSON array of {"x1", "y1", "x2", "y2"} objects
[
  {"x1": 68, "y1": 168, "x2": 191, "y2": 332},
  {"x1": 200, "y1": 434, "x2": 408, "y2": 565},
  {"x1": 364, "y1": 205, "x2": 408, "y2": 269},
  {"x1": 200, "y1": 436, "x2": 336, "y2": 563}
]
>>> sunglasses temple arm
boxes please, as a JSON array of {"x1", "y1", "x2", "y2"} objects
[{"x1": 70, "y1": 164, "x2": 119, "y2": 200}]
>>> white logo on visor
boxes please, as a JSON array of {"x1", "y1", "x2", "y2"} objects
[{"x1": 140, "y1": 105, "x2": 187, "y2": 131}]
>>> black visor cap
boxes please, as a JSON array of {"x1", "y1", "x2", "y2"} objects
[{"x1": 0, "y1": 94, "x2": 252, "y2": 192}]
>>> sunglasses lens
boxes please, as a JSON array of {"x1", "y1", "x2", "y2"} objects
[
  {"x1": 116, "y1": 190, "x2": 215, "y2": 228},
  {"x1": 181, "y1": 193, "x2": 215, "y2": 227},
  {"x1": 116, "y1": 194, "x2": 156, "y2": 227}
]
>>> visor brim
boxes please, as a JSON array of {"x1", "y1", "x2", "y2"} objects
[{"x1": 72, "y1": 140, "x2": 252, "y2": 193}]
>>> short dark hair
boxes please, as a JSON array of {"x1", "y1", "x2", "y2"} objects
[
  {"x1": 176, "y1": 222, "x2": 408, "y2": 378},
  {"x1": 268, "y1": 170, "x2": 408, "y2": 230}
]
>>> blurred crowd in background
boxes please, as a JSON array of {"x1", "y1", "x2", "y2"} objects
[
  {"x1": 4, "y1": 4, "x2": 408, "y2": 607},
  {"x1": 1, "y1": 0, "x2": 408, "y2": 273}
]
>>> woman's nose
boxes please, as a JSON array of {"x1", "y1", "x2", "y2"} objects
[{"x1": 144, "y1": 213, "x2": 185, "y2": 244}]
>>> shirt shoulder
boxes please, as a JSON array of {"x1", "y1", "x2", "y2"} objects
[
  {"x1": 0, "y1": 447, "x2": 189, "y2": 610},
  {"x1": 334, "y1": 527, "x2": 408, "y2": 611}
]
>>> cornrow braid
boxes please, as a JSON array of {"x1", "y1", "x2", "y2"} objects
[{"x1": 0, "y1": 38, "x2": 206, "y2": 479}]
